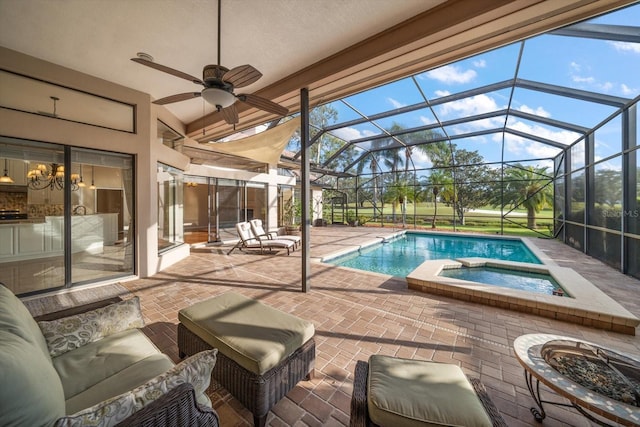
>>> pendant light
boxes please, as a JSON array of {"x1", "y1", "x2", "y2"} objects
[
  {"x1": 89, "y1": 166, "x2": 96, "y2": 190},
  {"x1": 77, "y1": 164, "x2": 86, "y2": 187},
  {"x1": 0, "y1": 159, "x2": 14, "y2": 183}
]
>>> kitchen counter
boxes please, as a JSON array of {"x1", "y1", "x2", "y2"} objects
[
  {"x1": 0, "y1": 218, "x2": 46, "y2": 224},
  {"x1": 0, "y1": 213, "x2": 118, "y2": 263}
]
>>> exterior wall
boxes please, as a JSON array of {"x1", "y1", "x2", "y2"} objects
[
  {"x1": 0, "y1": 46, "x2": 307, "y2": 285},
  {"x1": 185, "y1": 162, "x2": 296, "y2": 233},
  {"x1": 0, "y1": 46, "x2": 190, "y2": 279}
]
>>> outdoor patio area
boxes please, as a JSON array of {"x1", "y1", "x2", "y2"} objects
[{"x1": 26, "y1": 226, "x2": 640, "y2": 426}]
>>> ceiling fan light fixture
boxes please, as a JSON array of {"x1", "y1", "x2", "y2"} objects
[
  {"x1": 201, "y1": 87, "x2": 236, "y2": 110},
  {"x1": 136, "y1": 52, "x2": 154, "y2": 62}
]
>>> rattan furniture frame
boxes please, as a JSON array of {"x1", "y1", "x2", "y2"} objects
[
  {"x1": 34, "y1": 298, "x2": 220, "y2": 427},
  {"x1": 349, "y1": 360, "x2": 508, "y2": 427},
  {"x1": 178, "y1": 322, "x2": 315, "y2": 427}
]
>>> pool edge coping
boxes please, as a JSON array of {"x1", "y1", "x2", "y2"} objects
[
  {"x1": 407, "y1": 258, "x2": 639, "y2": 334},
  {"x1": 315, "y1": 231, "x2": 638, "y2": 335}
]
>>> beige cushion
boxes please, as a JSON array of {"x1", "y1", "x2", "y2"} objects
[
  {"x1": 367, "y1": 355, "x2": 492, "y2": 427},
  {"x1": 55, "y1": 329, "x2": 174, "y2": 413},
  {"x1": 0, "y1": 330, "x2": 66, "y2": 427},
  {"x1": 56, "y1": 350, "x2": 218, "y2": 427},
  {"x1": 179, "y1": 292, "x2": 314, "y2": 375},
  {"x1": 38, "y1": 297, "x2": 144, "y2": 357}
]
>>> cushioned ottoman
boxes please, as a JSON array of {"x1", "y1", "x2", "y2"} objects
[
  {"x1": 177, "y1": 292, "x2": 315, "y2": 427},
  {"x1": 350, "y1": 355, "x2": 507, "y2": 427}
]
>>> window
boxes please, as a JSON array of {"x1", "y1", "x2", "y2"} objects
[
  {"x1": 157, "y1": 163, "x2": 183, "y2": 252},
  {"x1": 0, "y1": 138, "x2": 135, "y2": 295}
]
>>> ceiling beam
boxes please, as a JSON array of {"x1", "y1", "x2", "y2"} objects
[{"x1": 187, "y1": 0, "x2": 636, "y2": 141}]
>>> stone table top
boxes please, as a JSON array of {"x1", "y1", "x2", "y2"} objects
[{"x1": 514, "y1": 333, "x2": 640, "y2": 426}]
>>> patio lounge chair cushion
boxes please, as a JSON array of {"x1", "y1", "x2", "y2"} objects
[
  {"x1": 178, "y1": 292, "x2": 315, "y2": 375},
  {"x1": 232, "y1": 221, "x2": 294, "y2": 254},
  {"x1": 249, "y1": 219, "x2": 301, "y2": 246},
  {"x1": 367, "y1": 355, "x2": 493, "y2": 427}
]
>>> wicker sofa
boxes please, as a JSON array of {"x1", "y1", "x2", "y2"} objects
[{"x1": 0, "y1": 285, "x2": 219, "y2": 427}]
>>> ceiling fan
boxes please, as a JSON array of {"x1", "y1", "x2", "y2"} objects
[{"x1": 131, "y1": 0, "x2": 288, "y2": 125}]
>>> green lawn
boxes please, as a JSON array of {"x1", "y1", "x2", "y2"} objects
[{"x1": 330, "y1": 202, "x2": 555, "y2": 237}]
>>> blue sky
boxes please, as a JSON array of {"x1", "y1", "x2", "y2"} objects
[{"x1": 313, "y1": 3, "x2": 640, "y2": 173}]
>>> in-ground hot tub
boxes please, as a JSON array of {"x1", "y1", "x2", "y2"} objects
[{"x1": 406, "y1": 258, "x2": 639, "y2": 334}]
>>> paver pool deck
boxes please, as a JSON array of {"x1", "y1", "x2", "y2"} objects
[{"x1": 26, "y1": 226, "x2": 640, "y2": 426}]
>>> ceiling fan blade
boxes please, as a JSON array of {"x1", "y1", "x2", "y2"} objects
[
  {"x1": 223, "y1": 65, "x2": 262, "y2": 88},
  {"x1": 153, "y1": 92, "x2": 201, "y2": 105},
  {"x1": 219, "y1": 104, "x2": 239, "y2": 125},
  {"x1": 131, "y1": 58, "x2": 204, "y2": 85},
  {"x1": 237, "y1": 93, "x2": 288, "y2": 116}
]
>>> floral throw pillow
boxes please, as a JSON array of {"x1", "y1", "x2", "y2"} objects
[
  {"x1": 54, "y1": 392, "x2": 136, "y2": 427},
  {"x1": 55, "y1": 349, "x2": 217, "y2": 427},
  {"x1": 38, "y1": 297, "x2": 145, "y2": 358},
  {"x1": 132, "y1": 349, "x2": 218, "y2": 408}
]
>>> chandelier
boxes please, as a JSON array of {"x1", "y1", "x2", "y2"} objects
[{"x1": 27, "y1": 163, "x2": 79, "y2": 191}]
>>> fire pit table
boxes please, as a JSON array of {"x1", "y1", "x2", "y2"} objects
[{"x1": 514, "y1": 334, "x2": 640, "y2": 426}]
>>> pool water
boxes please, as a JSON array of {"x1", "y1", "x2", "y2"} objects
[
  {"x1": 439, "y1": 266, "x2": 568, "y2": 296},
  {"x1": 327, "y1": 233, "x2": 541, "y2": 277}
]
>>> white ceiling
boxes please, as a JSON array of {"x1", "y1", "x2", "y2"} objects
[
  {"x1": 0, "y1": 0, "x2": 438, "y2": 125},
  {"x1": 1, "y1": 0, "x2": 635, "y2": 140}
]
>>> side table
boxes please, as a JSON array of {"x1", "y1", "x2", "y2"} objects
[{"x1": 514, "y1": 333, "x2": 640, "y2": 427}]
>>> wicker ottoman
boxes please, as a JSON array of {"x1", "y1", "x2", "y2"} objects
[
  {"x1": 350, "y1": 355, "x2": 507, "y2": 427},
  {"x1": 177, "y1": 292, "x2": 315, "y2": 427}
]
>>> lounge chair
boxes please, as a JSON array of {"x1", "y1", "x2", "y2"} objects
[
  {"x1": 249, "y1": 219, "x2": 301, "y2": 248},
  {"x1": 227, "y1": 221, "x2": 294, "y2": 255}
]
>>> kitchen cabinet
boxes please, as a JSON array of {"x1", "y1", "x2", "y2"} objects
[
  {"x1": 6, "y1": 160, "x2": 28, "y2": 186},
  {"x1": 27, "y1": 186, "x2": 64, "y2": 204},
  {"x1": 0, "y1": 213, "x2": 118, "y2": 262}
]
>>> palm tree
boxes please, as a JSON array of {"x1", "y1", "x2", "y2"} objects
[
  {"x1": 491, "y1": 164, "x2": 552, "y2": 229},
  {"x1": 427, "y1": 170, "x2": 449, "y2": 228},
  {"x1": 383, "y1": 177, "x2": 415, "y2": 227}
]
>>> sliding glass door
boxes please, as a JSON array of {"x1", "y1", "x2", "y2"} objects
[
  {"x1": 217, "y1": 179, "x2": 240, "y2": 241},
  {"x1": 0, "y1": 137, "x2": 135, "y2": 296},
  {"x1": 71, "y1": 148, "x2": 135, "y2": 284}
]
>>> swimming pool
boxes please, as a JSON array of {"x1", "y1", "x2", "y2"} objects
[
  {"x1": 327, "y1": 232, "x2": 541, "y2": 277},
  {"x1": 439, "y1": 265, "x2": 568, "y2": 297}
]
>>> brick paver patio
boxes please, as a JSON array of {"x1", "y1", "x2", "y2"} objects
[{"x1": 120, "y1": 227, "x2": 640, "y2": 426}]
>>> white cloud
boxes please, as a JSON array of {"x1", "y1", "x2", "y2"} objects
[
  {"x1": 594, "y1": 158, "x2": 622, "y2": 171},
  {"x1": 568, "y1": 59, "x2": 638, "y2": 96},
  {"x1": 609, "y1": 41, "x2": 640, "y2": 54},
  {"x1": 501, "y1": 134, "x2": 561, "y2": 159},
  {"x1": 387, "y1": 97, "x2": 405, "y2": 109},
  {"x1": 518, "y1": 104, "x2": 551, "y2": 118},
  {"x1": 330, "y1": 127, "x2": 376, "y2": 141},
  {"x1": 572, "y1": 75, "x2": 595, "y2": 84},
  {"x1": 438, "y1": 94, "x2": 501, "y2": 118},
  {"x1": 419, "y1": 115, "x2": 435, "y2": 125},
  {"x1": 434, "y1": 89, "x2": 450, "y2": 97},
  {"x1": 621, "y1": 83, "x2": 638, "y2": 96},
  {"x1": 426, "y1": 64, "x2": 477, "y2": 84},
  {"x1": 410, "y1": 149, "x2": 433, "y2": 169},
  {"x1": 473, "y1": 59, "x2": 486, "y2": 68},
  {"x1": 508, "y1": 119, "x2": 578, "y2": 145}
]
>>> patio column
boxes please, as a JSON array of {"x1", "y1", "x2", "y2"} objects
[{"x1": 301, "y1": 88, "x2": 311, "y2": 292}]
